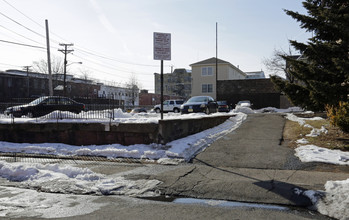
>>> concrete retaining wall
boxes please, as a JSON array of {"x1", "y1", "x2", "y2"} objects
[{"x1": 0, "y1": 115, "x2": 233, "y2": 146}]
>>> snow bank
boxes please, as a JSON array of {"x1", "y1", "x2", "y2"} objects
[
  {"x1": 255, "y1": 106, "x2": 304, "y2": 113},
  {"x1": 0, "y1": 113, "x2": 247, "y2": 162}
]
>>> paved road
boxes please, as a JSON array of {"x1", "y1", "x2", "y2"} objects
[{"x1": 1, "y1": 113, "x2": 348, "y2": 219}]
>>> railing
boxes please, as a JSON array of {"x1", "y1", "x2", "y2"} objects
[{"x1": 0, "y1": 103, "x2": 155, "y2": 121}]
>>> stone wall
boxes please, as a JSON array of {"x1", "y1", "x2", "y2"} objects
[{"x1": 0, "y1": 115, "x2": 233, "y2": 146}]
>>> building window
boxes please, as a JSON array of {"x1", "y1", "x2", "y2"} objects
[
  {"x1": 202, "y1": 67, "x2": 213, "y2": 76},
  {"x1": 202, "y1": 84, "x2": 213, "y2": 93}
]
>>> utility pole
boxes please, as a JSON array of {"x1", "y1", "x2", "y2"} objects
[
  {"x1": 58, "y1": 43, "x2": 74, "y2": 96},
  {"x1": 23, "y1": 66, "x2": 32, "y2": 97},
  {"x1": 215, "y1": 22, "x2": 218, "y2": 100},
  {"x1": 45, "y1": 20, "x2": 53, "y2": 96}
]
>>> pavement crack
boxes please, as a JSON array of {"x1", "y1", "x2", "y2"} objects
[{"x1": 169, "y1": 166, "x2": 197, "y2": 187}]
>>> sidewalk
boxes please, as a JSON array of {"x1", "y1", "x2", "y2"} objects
[{"x1": 147, "y1": 113, "x2": 349, "y2": 206}]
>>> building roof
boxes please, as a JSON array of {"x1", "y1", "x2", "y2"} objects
[{"x1": 190, "y1": 57, "x2": 231, "y2": 66}]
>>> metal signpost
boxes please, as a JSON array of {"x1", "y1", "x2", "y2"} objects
[{"x1": 153, "y1": 32, "x2": 171, "y2": 120}]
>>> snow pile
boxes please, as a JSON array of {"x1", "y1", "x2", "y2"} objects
[
  {"x1": 315, "y1": 179, "x2": 349, "y2": 220},
  {"x1": 232, "y1": 106, "x2": 254, "y2": 114},
  {"x1": 0, "y1": 160, "x2": 161, "y2": 196},
  {"x1": 288, "y1": 113, "x2": 349, "y2": 220}
]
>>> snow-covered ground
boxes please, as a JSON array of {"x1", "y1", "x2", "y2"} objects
[{"x1": 0, "y1": 107, "x2": 349, "y2": 219}]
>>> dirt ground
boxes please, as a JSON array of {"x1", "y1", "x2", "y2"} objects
[{"x1": 283, "y1": 118, "x2": 349, "y2": 151}]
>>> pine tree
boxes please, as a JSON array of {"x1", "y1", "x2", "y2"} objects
[{"x1": 271, "y1": 0, "x2": 349, "y2": 111}]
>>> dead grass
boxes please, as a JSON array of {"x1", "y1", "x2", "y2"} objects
[{"x1": 284, "y1": 118, "x2": 349, "y2": 151}]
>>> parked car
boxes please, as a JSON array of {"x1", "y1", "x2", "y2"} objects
[
  {"x1": 153, "y1": 100, "x2": 184, "y2": 113},
  {"x1": 217, "y1": 101, "x2": 230, "y2": 112},
  {"x1": 130, "y1": 107, "x2": 147, "y2": 113},
  {"x1": 180, "y1": 96, "x2": 218, "y2": 114},
  {"x1": 236, "y1": 100, "x2": 253, "y2": 108},
  {"x1": 4, "y1": 96, "x2": 85, "y2": 118}
]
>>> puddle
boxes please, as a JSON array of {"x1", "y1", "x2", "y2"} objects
[
  {"x1": 173, "y1": 198, "x2": 289, "y2": 211},
  {"x1": 140, "y1": 196, "x2": 289, "y2": 211}
]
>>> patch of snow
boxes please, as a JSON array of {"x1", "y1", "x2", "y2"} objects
[
  {"x1": 286, "y1": 113, "x2": 324, "y2": 126},
  {"x1": 0, "y1": 186, "x2": 107, "y2": 218},
  {"x1": 296, "y1": 138, "x2": 309, "y2": 145},
  {"x1": 0, "y1": 160, "x2": 161, "y2": 196},
  {"x1": 306, "y1": 126, "x2": 328, "y2": 137},
  {"x1": 295, "y1": 145, "x2": 349, "y2": 165}
]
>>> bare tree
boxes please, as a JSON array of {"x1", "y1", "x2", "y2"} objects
[
  {"x1": 79, "y1": 68, "x2": 93, "y2": 81},
  {"x1": 78, "y1": 68, "x2": 95, "y2": 98},
  {"x1": 125, "y1": 74, "x2": 141, "y2": 106},
  {"x1": 263, "y1": 49, "x2": 296, "y2": 83},
  {"x1": 32, "y1": 56, "x2": 64, "y2": 74}
]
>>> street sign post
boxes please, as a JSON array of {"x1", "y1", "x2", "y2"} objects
[
  {"x1": 154, "y1": 32, "x2": 171, "y2": 61},
  {"x1": 154, "y1": 32, "x2": 171, "y2": 120}
]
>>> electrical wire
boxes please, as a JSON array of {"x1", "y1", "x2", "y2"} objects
[
  {"x1": 1, "y1": 1, "x2": 166, "y2": 68},
  {"x1": 0, "y1": 24, "x2": 46, "y2": 47},
  {"x1": 0, "y1": 39, "x2": 45, "y2": 49},
  {"x1": 0, "y1": 11, "x2": 46, "y2": 39},
  {"x1": 0, "y1": 1, "x2": 168, "y2": 83}
]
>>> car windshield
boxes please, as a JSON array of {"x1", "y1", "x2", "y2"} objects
[
  {"x1": 218, "y1": 101, "x2": 227, "y2": 105},
  {"x1": 187, "y1": 96, "x2": 208, "y2": 103},
  {"x1": 238, "y1": 101, "x2": 250, "y2": 104},
  {"x1": 29, "y1": 97, "x2": 47, "y2": 105}
]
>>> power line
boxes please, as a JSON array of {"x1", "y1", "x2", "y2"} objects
[
  {"x1": 75, "y1": 47, "x2": 162, "y2": 68},
  {"x1": 71, "y1": 53, "x2": 154, "y2": 76},
  {"x1": 0, "y1": 24, "x2": 46, "y2": 47},
  {"x1": 0, "y1": 39, "x2": 45, "y2": 49},
  {"x1": 0, "y1": 10, "x2": 46, "y2": 39},
  {"x1": 0, "y1": 2, "x2": 169, "y2": 69},
  {"x1": 0, "y1": 2, "x2": 168, "y2": 85},
  {"x1": 2, "y1": 0, "x2": 44, "y2": 29}
]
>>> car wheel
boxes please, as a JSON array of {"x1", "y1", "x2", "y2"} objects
[
  {"x1": 155, "y1": 108, "x2": 161, "y2": 113},
  {"x1": 205, "y1": 107, "x2": 210, "y2": 114},
  {"x1": 173, "y1": 108, "x2": 179, "y2": 113}
]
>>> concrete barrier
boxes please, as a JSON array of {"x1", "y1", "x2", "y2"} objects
[{"x1": 0, "y1": 115, "x2": 233, "y2": 146}]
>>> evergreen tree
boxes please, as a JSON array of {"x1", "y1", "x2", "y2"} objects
[{"x1": 271, "y1": 0, "x2": 349, "y2": 111}]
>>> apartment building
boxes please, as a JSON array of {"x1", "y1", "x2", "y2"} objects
[{"x1": 190, "y1": 57, "x2": 246, "y2": 99}]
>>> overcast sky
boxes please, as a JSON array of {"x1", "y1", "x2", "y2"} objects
[{"x1": 0, "y1": 0, "x2": 311, "y2": 92}]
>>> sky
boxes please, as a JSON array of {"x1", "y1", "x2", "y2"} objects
[
  {"x1": 0, "y1": 111, "x2": 349, "y2": 219},
  {"x1": 0, "y1": 0, "x2": 311, "y2": 92}
]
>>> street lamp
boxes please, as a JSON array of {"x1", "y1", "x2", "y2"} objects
[
  {"x1": 63, "y1": 61, "x2": 82, "y2": 96},
  {"x1": 67, "y1": 61, "x2": 83, "y2": 66}
]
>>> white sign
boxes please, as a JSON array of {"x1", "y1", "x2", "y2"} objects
[{"x1": 153, "y1": 32, "x2": 171, "y2": 60}]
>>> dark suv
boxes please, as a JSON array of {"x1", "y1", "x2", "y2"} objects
[
  {"x1": 180, "y1": 96, "x2": 218, "y2": 114},
  {"x1": 5, "y1": 96, "x2": 85, "y2": 118}
]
